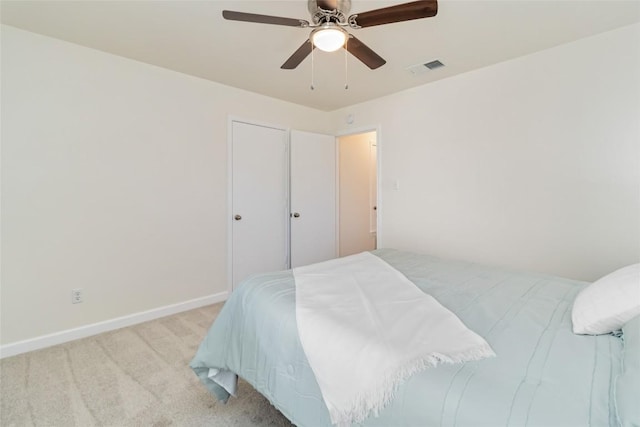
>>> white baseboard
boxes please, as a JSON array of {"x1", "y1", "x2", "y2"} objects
[{"x1": 0, "y1": 292, "x2": 228, "y2": 359}]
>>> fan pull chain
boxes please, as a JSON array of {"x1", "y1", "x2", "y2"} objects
[
  {"x1": 310, "y1": 42, "x2": 315, "y2": 91},
  {"x1": 344, "y1": 37, "x2": 349, "y2": 90}
]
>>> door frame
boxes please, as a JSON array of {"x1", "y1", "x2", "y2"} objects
[
  {"x1": 227, "y1": 116, "x2": 291, "y2": 294},
  {"x1": 335, "y1": 125, "x2": 382, "y2": 253}
]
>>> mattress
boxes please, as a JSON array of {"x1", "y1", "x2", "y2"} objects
[{"x1": 191, "y1": 249, "x2": 623, "y2": 426}]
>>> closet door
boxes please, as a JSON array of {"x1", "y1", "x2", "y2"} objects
[
  {"x1": 290, "y1": 130, "x2": 336, "y2": 268},
  {"x1": 231, "y1": 121, "x2": 289, "y2": 289}
]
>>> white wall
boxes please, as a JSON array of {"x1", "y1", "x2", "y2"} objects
[
  {"x1": 0, "y1": 25, "x2": 329, "y2": 347},
  {"x1": 330, "y1": 24, "x2": 640, "y2": 282},
  {"x1": 3, "y1": 22, "x2": 639, "y2": 351}
]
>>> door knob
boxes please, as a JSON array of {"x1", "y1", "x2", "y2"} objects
[
  {"x1": 292, "y1": 212, "x2": 300, "y2": 218},
  {"x1": 234, "y1": 215, "x2": 242, "y2": 221}
]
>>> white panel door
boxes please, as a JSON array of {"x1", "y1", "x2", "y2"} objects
[
  {"x1": 290, "y1": 130, "x2": 336, "y2": 268},
  {"x1": 232, "y1": 121, "x2": 288, "y2": 289}
]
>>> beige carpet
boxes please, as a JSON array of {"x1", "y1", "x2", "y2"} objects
[{"x1": 1, "y1": 303, "x2": 294, "y2": 426}]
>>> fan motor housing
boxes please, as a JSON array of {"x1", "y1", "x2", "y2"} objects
[{"x1": 308, "y1": 0, "x2": 351, "y2": 24}]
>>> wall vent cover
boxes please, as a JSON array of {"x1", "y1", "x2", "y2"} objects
[{"x1": 406, "y1": 59, "x2": 445, "y2": 75}]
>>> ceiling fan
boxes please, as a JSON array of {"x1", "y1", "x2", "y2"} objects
[{"x1": 222, "y1": 0, "x2": 438, "y2": 70}]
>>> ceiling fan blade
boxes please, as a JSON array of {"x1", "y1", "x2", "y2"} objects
[
  {"x1": 316, "y1": 0, "x2": 338, "y2": 11},
  {"x1": 281, "y1": 40, "x2": 314, "y2": 69},
  {"x1": 345, "y1": 36, "x2": 386, "y2": 70},
  {"x1": 348, "y1": 0, "x2": 437, "y2": 28},
  {"x1": 222, "y1": 10, "x2": 309, "y2": 27}
]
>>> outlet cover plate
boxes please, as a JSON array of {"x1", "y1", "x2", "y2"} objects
[{"x1": 71, "y1": 288, "x2": 83, "y2": 304}]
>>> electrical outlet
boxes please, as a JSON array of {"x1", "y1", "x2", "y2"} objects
[{"x1": 71, "y1": 288, "x2": 83, "y2": 304}]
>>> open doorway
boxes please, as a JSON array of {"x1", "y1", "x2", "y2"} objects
[{"x1": 337, "y1": 130, "x2": 378, "y2": 257}]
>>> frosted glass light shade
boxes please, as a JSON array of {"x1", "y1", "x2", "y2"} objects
[{"x1": 313, "y1": 28, "x2": 346, "y2": 52}]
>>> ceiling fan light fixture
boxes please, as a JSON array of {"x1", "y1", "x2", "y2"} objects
[{"x1": 312, "y1": 25, "x2": 347, "y2": 52}]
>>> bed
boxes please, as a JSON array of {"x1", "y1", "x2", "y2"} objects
[{"x1": 191, "y1": 249, "x2": 638, "y2": 426}]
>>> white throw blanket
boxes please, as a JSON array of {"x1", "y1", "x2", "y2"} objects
[{"x1": 293, "y1": 252, "x2": 495, "y2": 426}]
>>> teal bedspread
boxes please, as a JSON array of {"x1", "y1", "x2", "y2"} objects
[{"x1": 191, "y1": 249, "x2": 623, "y2": 426}]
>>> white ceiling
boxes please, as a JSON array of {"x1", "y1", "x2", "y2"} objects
[{"x1": 2, "y1": 0, "x2": 639, "y2": 111}]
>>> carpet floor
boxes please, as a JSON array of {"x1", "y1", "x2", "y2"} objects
[{"x1": 1, "y1": 303, "x2": 294, "y2": 426}]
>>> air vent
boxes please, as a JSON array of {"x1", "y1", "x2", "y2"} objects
[
  {"x1": 406, "y1": 59, "x2": 445, "y2": 76},
  {"x1": 424, "y1": 60, "x2": 445, "y2": 70}
]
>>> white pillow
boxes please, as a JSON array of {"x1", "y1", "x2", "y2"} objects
[{"x1": 572, "y1": 263, "x2": 640, "y2": 335}]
